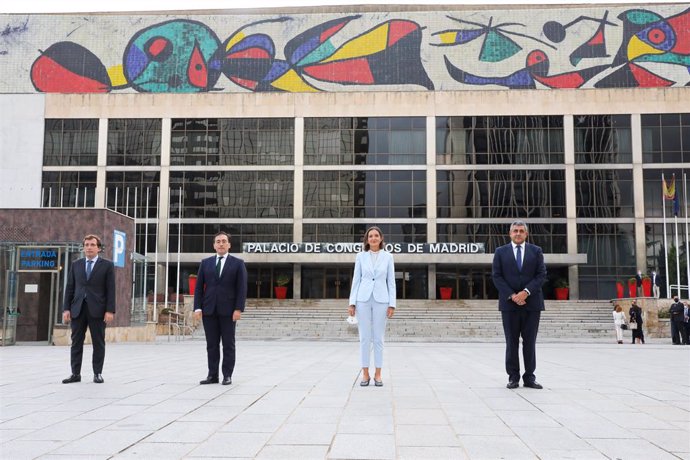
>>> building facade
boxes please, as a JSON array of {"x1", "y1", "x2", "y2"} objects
[{"x1": 1, "y1": 4, "x2": 689, "y2": 303}]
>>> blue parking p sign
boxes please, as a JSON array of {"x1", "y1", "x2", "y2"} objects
[{"x1": 113, "y1": 230, "x2": 126, "y2": 268}]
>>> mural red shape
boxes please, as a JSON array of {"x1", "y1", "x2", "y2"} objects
[
  {"x1": 388, "y1": 20, "x2": 418, "y2": 46},
  {"x1": 187, "y1": 44, "x2": 209, "y2": 89},
  {"x1": 629, "y1": 63, "x2": 674, "y2": 87},
  {"x1": 304, "y1": 58, "x2": 374, "y2": 84},
  {"x1": 228, "y1": 48, "x2": 271, "y2": 59}
]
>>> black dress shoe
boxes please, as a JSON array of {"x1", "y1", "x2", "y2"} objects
[
  {"x1": 93, "y1": 374, "x2": 104, "y2": 383},
  {"x1": 523, "y1": 381, "x2": 543, "y2": 389},
  {"x1": 506, "y1": 380, "x2": 519, "y2": 389},
  {"x1": 62, "y1": 374, "x2": 81, "y2": 384},
  {"x1": 200, "y1": 376, "x2": 219, "y2": 384},
  {"x1": 222, "y1": 376, "x2": 232, "y2": 386}
]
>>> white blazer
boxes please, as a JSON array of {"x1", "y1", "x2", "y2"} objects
[{"x1": 349, "y1": 250, "x2": 397, "y2": 307}]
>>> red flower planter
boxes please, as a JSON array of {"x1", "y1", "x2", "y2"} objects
[
  {"x1": 554, "y1": 287, "x2": 569, "y2": 300},
  {"x1": 274, "y1": 286, "x2": 287, "y2": 299},
  {"x1": 616, "y1": 282, "x2": 624, "y2": 298},
  {"x1": 188, "y1": 276, "x2": 197, "y2": 295},
  {"x1": 628, "y1": 281, "x2": 637, "y2": 298},
  {"x1": 439, "y1": 287, "x2": 453, "y2": 300}
]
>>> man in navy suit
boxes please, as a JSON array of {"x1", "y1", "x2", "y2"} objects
[
  {"x1": 193, "y1": 231, "x2": 247, "y2": 385},
  {"x1": 62, "y1": 234, "x2": 116, "y2": 384},
  {"x1": 492, "y1": 221, "x2": 547, "y2": 389}
]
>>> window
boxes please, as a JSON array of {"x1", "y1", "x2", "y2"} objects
[
  {"x1": 173, "y1": 224, "x2": 293, "y2": 253},
  {"x1": 437, "y1": 169, "x2": 565, "y2": 219},
  {"x1": 303, "y1": 223, "x2": 426, "y2": 243},
  {"x1": 43, "y1": 119, "x2": 98, "y2": 166},
  {"x1": 171, "y1": 118, "x2": 294, "y2": 166},
  {"x1": 574, "y1": 115, "x2": 631, "y2": 164},
  {"x1": 42, "y1": 171, "x2": 96, "y2": 207},
  {"x1": 437, "y1": 223, "x2": 566, "y2": 254},
  {"x1": 107, "y1": 119, "x2": 161, "y2": 166},
  {"x1": 305, "y1": 117, "x2": 426, "y2": 165},
  {"x1": 642, "y1": 113, "x2": 690, "y2": 163},
  {"x1": 577, "y1": 223, "x2": 636, "y2": 299},
  {"x1": 642, "y1": 168, "x2": 688, "y2": 217},
  {"x1": 436, "y1": 116, "x2": 564, "y2": 165},
  {"x1": 170, "y1": 171, "x2": 293, "y2": 218},
  {"x1": 575, "y1": 169, "x2": 634, "y2": 218},
  {"x1": 304, "y1": 170, "x2": 426, "y2": 218},
  {"x1": 105, "y1": 171, "x2": 161, "y2": 218}
]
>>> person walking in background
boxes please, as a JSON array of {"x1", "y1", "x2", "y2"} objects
[
  {"x1": 650, "y1": 270, "x2": 660, "y2": 298},
  {"x1": 348, "y1": 226, "x2": 396, "y2": 387},
  {"x1": 635, "y1": 270, "x2": 643, "y2": 297},
  {"x1": 492, "y1": 220, "x2": 547, "y2": 390},
  {"x1": 629, "y1": 300, "x2": 645, "y2": 344},
  {"x1": 62, "y1": 234, "x2": 116, "y2": 384},
  {"x1": 194, "y1": 231, "x2": 247, "y2": 385},
  {"x1": 612, "y1": 304, "x2": 627, "y2": 344}
]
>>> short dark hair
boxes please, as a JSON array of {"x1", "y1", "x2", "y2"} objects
[
  {"x1": 83, "y1": 234, "x2": 102, "y2": 248},
  {"x1": 214, "y1": 231, "x2": 231, "y2": 242}
]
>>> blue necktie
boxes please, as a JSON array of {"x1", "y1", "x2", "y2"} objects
[
  {"x1": 86, "y1": 260, "x2": 93, "y2": 280},
  {"x1": 516, "y1": 245, "x2": 522, "y2": 272}
]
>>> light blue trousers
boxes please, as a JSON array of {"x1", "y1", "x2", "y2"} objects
[{"x1": 356, "y1": 296, "x2": 388, "y2": 368}]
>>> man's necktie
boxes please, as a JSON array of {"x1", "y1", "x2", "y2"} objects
[
  {"x1": 86, "y1": 260, "x2": 93, "y2": 280},
  {"x1": 516, "y1": 245, "x2": 522, "y2": 271},
  {"x1": 216, "y1": 256, "x2": 223, "y2": 277}
]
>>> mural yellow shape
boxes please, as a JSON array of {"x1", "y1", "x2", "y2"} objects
[
  {"x1": 627, "y1": 35, "x2": 664, "y2": 61},
  {"x1": 438, "y1": 32, "x2": 457, "y2": 45},
  {"x1": 272, "y1": 69, "x2": 319, "y2": 92},
  {"x1": 107, "y1": 65, "x2": 127, "y2": 87},
  {"x1": 322, "y1": 23, "x2": 389, "y2": 63},
  {"x1": 226, "y1": 32, "x2": 246, "y2": 52}
]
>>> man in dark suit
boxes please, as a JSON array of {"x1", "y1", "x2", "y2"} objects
[
  {"x1": 635, "y1": 270, "x2": 643, "y2": 297},
  {"x1": 194, "y1": 231, "x2": 247, "y2": 385},
  {"x1": 492, "y1": 221, "x2": 547, "y2": 390},
  {"x1": 670, "y1": 297, "x2": 688, "y2": 345},
  {"x1": 62, "y1": 234, "x2": 116, "y2": 384}
]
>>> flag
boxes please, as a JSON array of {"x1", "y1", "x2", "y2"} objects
[
  {"x1": 663, "y1": 174, "x2": 680, "y2": 216},
  {"x1": 662, "y1": 174, "x2": 676, "y2": 200}
]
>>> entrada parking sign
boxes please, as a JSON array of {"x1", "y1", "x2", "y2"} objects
[{"x1": 113, "y1": 230, "x2": 126, "y2": 268}]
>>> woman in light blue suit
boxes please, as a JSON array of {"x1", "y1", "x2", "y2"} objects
[{"x1": 348, "y1": 227, "x2": 396, "y2": 387}]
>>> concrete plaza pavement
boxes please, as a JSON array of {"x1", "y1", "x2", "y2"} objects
[{"x1": 1, "y1": 339, "x2": 689, "y2": 459}]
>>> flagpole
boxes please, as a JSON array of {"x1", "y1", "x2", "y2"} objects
[
  {"x1": 175, "y1": 187, "x2": 182, "y2": 314},
  {"x1": 662, "y1": 173, "x2": 670, "y2": 298},
  {"x1": 683, "y1": 173, "x2": 690, "y2": 299},
  {"x1": 153, "y1": 187, "x2": 160, "y2": 323},
  {"x1": 674, "y1": 211, "x2": 681, "y2": 299}
]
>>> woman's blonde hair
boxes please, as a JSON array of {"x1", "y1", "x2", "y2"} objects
[{"x1": 362, "y1": 226, "x2": 384, "y2": 251}]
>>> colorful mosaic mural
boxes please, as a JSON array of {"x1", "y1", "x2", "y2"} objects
[{"x1": 0, "y1": 5, "x2": 688, "y2": 93}]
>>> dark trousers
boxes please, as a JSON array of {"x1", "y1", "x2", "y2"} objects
[
  {"x1": 202, "y1": 313, "x2": 237, "y2": 378},
  {"x1": 70, "y1": 302, "x2": 106, "y2": 375},
  {"x1": 501, "y1": 309, "x2": 541, "y2": 383},
  {"x1": 631, "y1": 325, "x2": 645, "y2": 343},
  {"x1": 672, "y1": 319, "x2": 689, "y2": 344}
]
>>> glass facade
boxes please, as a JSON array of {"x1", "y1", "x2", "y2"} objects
[
  {"x1": 107, "y1": 119, "x2": 161, "y2": 166},
  {"x1": 43, "y1": 119, "x2": 99, "y2": 166},
  {"x1": 305, "y1": 117, "x2": 425, "y2": 165},
  {"x1": 574, "y1": 115, "x2": 632, "y2": 164},
  {"x1": 39, "y1": 113, "x2": 689, "y2": 301}
]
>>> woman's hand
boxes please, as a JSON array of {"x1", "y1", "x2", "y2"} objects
[
  {"x1": 387, "y1": 307, "x2": 395, "y2": 318},
  {"x1": 348, "y1": 305, "x2": 355, "y2": 317}
]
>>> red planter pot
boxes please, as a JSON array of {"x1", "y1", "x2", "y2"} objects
[
  {"x1": 439, "y1": 287, "x2": 453, "y2": 300},
  {"x1": 274, "y1": 286, "x2": 287, "y2": 299},
  {"x1": 616, "y1": 282, "x2": 624, "y2": 298},
  {"x1": 628, "y1": 282, "x2": 637, "y2": 298},
  {"x1": 188, "y1": 277, "x2": 197, "y2": 295},
  {"x1": 554, "y1": 287, "x2": 569, "y2": 300}
]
